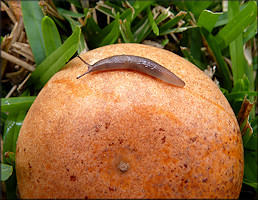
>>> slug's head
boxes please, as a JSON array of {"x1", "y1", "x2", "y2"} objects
[{"x1": 77, "y1": 55, "x2": 91, "y2": 79}]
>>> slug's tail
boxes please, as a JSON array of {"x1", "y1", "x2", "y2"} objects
[{"x1": 77, "y1": 55, "x2": 92, "y2": 79}]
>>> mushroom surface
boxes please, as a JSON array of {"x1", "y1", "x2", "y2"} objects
[{"x1": 16, "y1": 43, "x2": 244, "y2": 199}]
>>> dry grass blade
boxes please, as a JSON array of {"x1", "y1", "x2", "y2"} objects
[
  {"x1": 1, "y1": 36, "x2": 12, "y2": 78},
  {"x1": 17, "y1": 73, "x2": 32, "y2": 91},
  {"x1": 1, "y1": 51, "x2": 35, "y2": 72},
  {"x1": 38, "y1": 1, "x2": 64, "y2": 20},
  {"x1": 6, "y1": 1, "x2": 22, "y2": 21},
  {"x1": 11, "y1": 42, "x2": 35, "y2": 62},
  {"x1": 5, "y1": 68, "x2": 26, "y2": 79},
  {"x1": 10, "y1": 48, "x2": 35, "y2": 62},
  {"x1": 5, "y1": 85, "x2": 18, "y2": 98},
  {"x1": 1, "y1": 1, "x2": 16, "y2": 24},
  {"x1": 10, "y1": 18, "x2": 24, "y2": 45},
  {"x1": 1, "y1": 7, "x2": 35, "y2": 97}
]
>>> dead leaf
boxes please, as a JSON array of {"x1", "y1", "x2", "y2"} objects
[
  {"x1": 237, "y1": 95, "x2": 255, "y2": 145},
  {"x1": 7, "y1": 1, "x2": 22, "y2": 21}
]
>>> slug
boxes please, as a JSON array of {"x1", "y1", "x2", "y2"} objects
[{"x1": 77, "y1": 55, "x2": 185, "y2": 87}]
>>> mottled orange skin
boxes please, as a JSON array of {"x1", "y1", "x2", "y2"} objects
[{"x1": 16, "y1": 44, "x2": 244, "y2": 199}]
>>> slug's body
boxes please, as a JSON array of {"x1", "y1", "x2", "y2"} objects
[{"x1": 77, "y1": 55, "x2": 185, "y2": 87}]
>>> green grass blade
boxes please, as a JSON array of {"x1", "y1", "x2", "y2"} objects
[
  {"x1": 159, "y1": 11, "x2": 187, "y2": 35},
  {"x1": 3, "y1": 110, "x2": 27, "y2": 155},
  {"x1": 68, "y1": 0, "x2": 82, "y2": 9},
  {"x1": 180, "y1": 47, "x2": 205, "y2": 70},
  {"x1": 63, "y1": 15, "x2": 87, "y2": 55},
  {"x1": 57, "y1": 7, "x2": 85, "y2": 18},
  {"x1": 190, "y1": 28, "x2": 202, "y2": 64},
  {"x1": 84, "y1": 13, "x2": 120, "y2": 48},
  {"x1": 133, "y1": 7, "x2": 172, "y2": 42},
  {"x1": 200, "y1": 27, "x2": 232, "y2": 90},
  {"x1": 4, "y1": 172, "x2": 17, "y2": 199},
  {"x1": 95, "y1": 2, "x2": 116, "y2": 19},
  {"x1": 2, "y1": 110, "x2": 25, "y2": 198},
  {"x1": 98, "y1": 13, "x2": 120, "y2": 47},
  {"x1": 243, "y1": 20, "x2": 257, "y2": 44},
  {"x1": 133, "y1": 16, "x2": 150, "y2": 43},
  {"x1": 228, "y1": 1, "x2": 247, "y2": 85},
  {"x1": 154, "y1": 9, "x2": 170, "y2": 25},
  {"x1": 244, "y1": 151, "x2": 258, "y2": 183},
  {"x1": 184, "y1": 1, "x2": 213, "y2": 17},
  {"x1": 30, "y1": 26, "x2": 81, "y2": 89},
  {"x1": 147, "y1": 6, "x2": 159, "y2": 36},
  {"x1": 132, "y1": 1, "x2": 154, "y2": 21},
  {"x1": 1, "y1": 163, "x2": 13, "y2": 182},
  {"x1": 41, "y1": 16, "x2": 62, "y2": 56},
  {"x1": 245, "y1": 135, "x2": 258, "y2": 151},
  {"x1": 21, "y1": 0, "x2": 46, "y2": 65},
  {"x1": 197, "y1": 10, "x2": 222, "y2": 32},
  {"x1": 214, "y1": 11, "x2": 228, "y2": 27},
  {"x1": 1, "y1": 97, "x2": 36, "y2": 113},
  {"x1": 104, "y1": 1, "x2": 126, "y2": 14},
  {"x1": 120, "y1": 18, "x2": 135, "y2": 43},
  {"x1": 243, "y1": 178, "x2": 258, "y2": 190},
  {"x1": 225, "y1": 91, "x2": 258, "y2": 101},
  {"x1": 159, "y1": 27, "x2": 190, "y2": 36},
  {"x1": 215, "y1": 0, "x2": 257, "y2": 50},
  {"x1": 4, "y1": 152, "x2": 15, "y2": 166}
]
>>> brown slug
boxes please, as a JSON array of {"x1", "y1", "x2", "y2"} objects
[{"x1": 77, "y1": 55, "x2": 185, "y2": 87}]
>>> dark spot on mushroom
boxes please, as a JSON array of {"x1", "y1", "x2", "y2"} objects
[
  {"x1": 184, "y1": 164, "x2": 188, "y2": 168},
  {"x1": 66, "y1": 167, "x2": 70, "y2": 172},
  {"x1": 109, "y1": 187, "x2": 115, "y2": 191},
  {"x1": 161, "y1": 136, "x2": 166, "y2": 144},
  {"x1": 159, "y1": 128, "x2": 165, "y2": 131},
  {"x1": 24, "y1": 148, "x2": 26, "y2": 152},
  {"x1": 95, "y1": 126, "x2": 100, "y2": 132},
  {"x1": 84, "y1": 196, "x2": 88, "y2": 199},
  {"x1": 202, "y1": 178, "x2": 208, "y2": 182},
  {"x1": 190, "y1": 137, "x2": 197, "y2": 142},
  {"x1": 214, "y1": 133, "x2": 217, "y2": 138},
  {"x1": 105, "y1": 122, "x2": 110, "y2": 129},
  {"x1": 28, "y1": 163, "x2": 32, "y2": 168},
  {"x1": 109, "y1": 143, "x2": 114, "y2": 146},
  {"x1": 118, "y1": 138, "x2": 123, "y2": 144},
  {"x1": 37, "y1": 179, "x2": 40, "y2": 183},
  {"x1": 81, "y1": 160, "x2": 84, "y2": 164},
  {"x1": 70, "y1": 175, "x2": 76, "y2": 181},
  {"x1": 204, "y1": 137, "x2": 207, "y2": 140}
]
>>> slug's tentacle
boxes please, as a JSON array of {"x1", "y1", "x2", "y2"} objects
[
  {"x1": 77, "y1": 55, "x2": 185, "y2": 87},
  {"x1": 76, "y1": 56, "x2": 92, "y2": 79}
]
